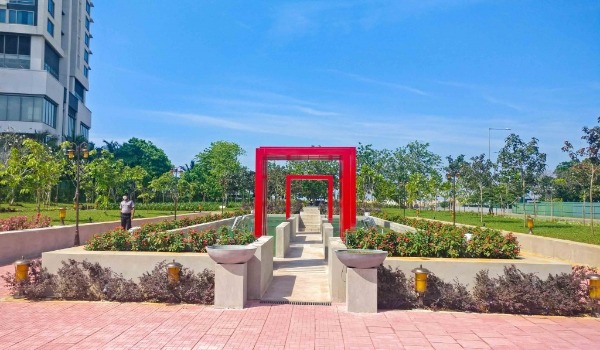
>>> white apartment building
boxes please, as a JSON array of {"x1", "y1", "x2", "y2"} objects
[{"x1": 0, "y1": 0, "x2": 93, "y2": 141}]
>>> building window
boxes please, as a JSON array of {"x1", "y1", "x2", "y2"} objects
[
  {"x1": 47, "y1": 19, "x2": 54, "y2": 37},
  {"x1": 84, "y1": 33, "x2": 90, "y2": 47},
  {"x1": 86, "y1": 1, "x2": 91, "y2": 15},
  {"x1": 85, "y1": 17, "x2": 90, "y2": 30},
  {"x1": 0, "y1": 34, "x2": 31, "y2": 69},
  {"x1": 83, "y1": 50, "x2": 89, "y2": 63},
  {"x1": 74, "y1": 79, "x2": 86, "y2": 102},
  {"x1": 44, "y1": 42, "x2": 60, "y2": 79},
  {"x1": 8, "y1": 10, "x2": 34, "y2": 25},
  {"x1": 80, "y1": 123, "x2": 90, "y2": 140},
  {"x1": 67, "y1": 110, "x2": 76, "y2": 140},
  {"x1": 83, "y1": 66, "x2": 89, "y2": 78},
  {"x1": 43, "y1": 98, "x2": 57, "y2": 127},
  {"x1": 48, "y1": 0, "x2": 55, "y2": 17},
  {"x1": 0, "y1": 94, "x2": 56, "y2": 128},
  {"x1": 0, "y1": 9, "x2": 6, "y2": 23}
]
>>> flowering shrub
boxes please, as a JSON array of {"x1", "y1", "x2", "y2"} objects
[
  {"x1": 85, "y1": 212, "x2": 255, "y2": 252},
  {"x1": 0, "y1": 213, "x2": 52, "y2": 232},
  {"x1": 350, "y1": 214, "x2": 520, "y2": 259}
]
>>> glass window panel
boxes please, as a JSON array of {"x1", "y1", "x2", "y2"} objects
[
  {"x1": 32, "y1": 97, "x2": 43, "y2": 122},
  {"x1": 47, "y1": 20, "x2": 54, "y2": 36},
  {"x1": 20, "y1": 96, "x2": 34, "y2": 122},
  {"x1": 5, "y1": 35, "x2": 17, "y2": 54},
  {"x1": 48, "y1": 0, "x2": 55, "y2": 17},
  {"x1": 0, "y1": 9, "x2": 6, "y2": 23},
  {"x1": 0, "y1": 95, "x2": 7, "y2": 121},
  {"x1": 8, "y1": 10, "x2": 16, "y2": 23},
  {"x1": 0, "y1": 34, "x2": 4, "y2": 54},
  {"x1": 7, "y1": 96, "x2": 21, "y2": 121},
  {"x1": 85, "y1": 17, "x2": 90, "y2": 30},
  {"x1": 18, "y1": 36, "x2": 30, "y2": 55}
]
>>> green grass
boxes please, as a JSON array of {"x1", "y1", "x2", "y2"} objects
[
  {"x1": 0, "y1": 202, "x2": 194, "y2": 226},
  {"x1": 381, "y1": 208, "x2": 600, "y2": 245}
]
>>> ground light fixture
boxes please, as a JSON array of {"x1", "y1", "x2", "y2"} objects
[
  {"x1": 527, "y1": 215, "x2": 534, "y2": 234},
  {"x1": 589, "y1": 273, "x2": 600, "y2": 317},
  {"x1": 167, "y1": 260, "x2": 183, "y2": 284},
  {"x1": 14, "y1": 257, "x2": 30, "y2": 298},
  {"x1": 58, "y1": 207, "x2": 66, "y2": 225},
  {"x1": 412, "y1": 265, "x2": 431, "y2": 306}
]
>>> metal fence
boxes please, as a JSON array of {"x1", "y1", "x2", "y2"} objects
[{"x1": 513, "y1": 202, "x2": 600, "y2": 219}]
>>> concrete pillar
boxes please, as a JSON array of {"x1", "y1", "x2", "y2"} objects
[
  {"x1": 347, "y1": 267, "x2": 377, "y2": 313},
  {"x1": 215, "y1": 263, "x2": 247, "y2": 309},
  {"x1": 247, "y1": 236, "x2": 273, "y2": 300},
  {"x1": 328, "y1": 238, "x2": 347, "y2": 303},
  {"x1": 276, "y1": 222, "x2": 290, "y2": 258},
  {"x1": 286, "y1": 216, "x2": 296, "y2": 240},
  {"x1": 323, "y1": 223, "x2": 333, "y2": 260}
]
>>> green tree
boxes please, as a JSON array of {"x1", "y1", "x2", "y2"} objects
[
  {"x1": 497, "y1": 134, "x2": 547, "y2": 226},
  {"x1": 112, "y1": 138, "x2": 172, "y2": 182},
  {"x1": 462, "y1": 154, "x2": 494, "y2": 224},
  {"x1": 563, "y1": 117, "x2": 600, "y2": 233}
]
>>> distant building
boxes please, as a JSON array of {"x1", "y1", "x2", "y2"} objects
[{"x1": 0, "y1": 0, "x2": 93, "y2": 141}]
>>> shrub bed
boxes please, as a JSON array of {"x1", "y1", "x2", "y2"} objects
[
  {"x1": 378, "y1": 265, "x2": 597, "y2": 316},
  {"x1": 84, "y1": 210, "x2": 254, "y2": 252},
  {"x1": 0, "y1": 213, "x2": 52, "y2": 232},
  {"x1": 1, "y1": 259, "x2": 214, "y2": 304},
  {"x1": 347, "y1": 214, "x2": 519, "y2": 258}
]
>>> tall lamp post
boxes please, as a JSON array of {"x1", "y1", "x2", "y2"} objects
[
  {"x1": 446, "y1": 170, "x2": 460, "y2": 226},
  {"x1": 488, "y1": 128, "x2": 511, "y2": 214},
  {"x1": 66, "y1": 142, "x2": 88, "y2": 246},
  {"x1": 171, "y1": 166, "x2": 183, "y2": 220}
]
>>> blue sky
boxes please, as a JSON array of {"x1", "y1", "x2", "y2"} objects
[{"x1": 88, "y1": 1, "x2": 600, "y2": 171}]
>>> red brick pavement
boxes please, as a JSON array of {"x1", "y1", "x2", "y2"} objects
[
  {"x1": 0, "y1": 299, "x2": 599, "y2": 350},
  {"x1": 1, "y1": 262, "x2": 599, "y2": 349}
]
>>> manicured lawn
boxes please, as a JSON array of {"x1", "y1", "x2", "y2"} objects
[
  {"x1": 381, "y1": 208, "x2": 600, "y2": 246},
  {"x1": 0, "y1": 202, "x2": 193, "y2": 226}
]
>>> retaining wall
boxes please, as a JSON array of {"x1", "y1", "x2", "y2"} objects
[
  {"x1": 0, "y1": 212, "x2": 207, "y2": 265},
  {"x1": 276, "y1": 222, "x2": 291, "y2": 258}
]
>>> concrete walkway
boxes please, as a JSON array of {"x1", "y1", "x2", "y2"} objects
[{"x1": 261, "y1": 231, "x2": 330, "y2": 303}]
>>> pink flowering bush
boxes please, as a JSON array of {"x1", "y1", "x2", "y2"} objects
[{"x1": 0, "y1": 213, "x2": 52, "y2": 232}]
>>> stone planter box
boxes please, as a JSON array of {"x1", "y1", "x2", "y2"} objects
[
  {"x1": 328, "y1": 237, "x2": 572, "y2": 303},
  {"x1": 0, "y1": 212, "x2": 208, "y2": 265},
  {"x1": 42, "y1": 236, "x2": 274, "y2": 300}
]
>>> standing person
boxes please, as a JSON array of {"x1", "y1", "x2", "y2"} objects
[{"x1": 120, "y1": 194, "x2": 135, "y2": 230}]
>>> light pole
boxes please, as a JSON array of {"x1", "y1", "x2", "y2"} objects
[
  {"x1": 171, "y1": 166, "x2": 183, "y2": 220},
  {"x1": 446, "y1": 170, "x2": 460, "y2": 226},
  {"x1": 488, "y1": 128, "x2": 511, "y2": 214},
  {"x1": 66, "y1": 142, "x2": 88, "y2": 246}
]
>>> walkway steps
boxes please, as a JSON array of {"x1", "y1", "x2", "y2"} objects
[{"x1": 261, "y1": 231, "x2": 330, "y2": 303}]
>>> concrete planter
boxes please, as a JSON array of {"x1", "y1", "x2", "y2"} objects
[{"x1": 335, "y1": 249, "x2": 387, "y2": 269}]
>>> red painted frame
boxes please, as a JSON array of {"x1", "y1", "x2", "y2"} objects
[
  {"x1": 254, "y1": 146, "x2": 356, "y2": 239},
  {"x1": 285, "y1": 175, "x2": 334, "y2": 223}
]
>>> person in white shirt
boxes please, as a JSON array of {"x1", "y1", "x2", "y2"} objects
[{"x1": 120, "y1": 194, "x2": 135, "y2": 230}]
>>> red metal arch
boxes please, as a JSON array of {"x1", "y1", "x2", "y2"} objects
[
  {"x1": 254, "y1": 146, "x2": 356, "y2": 239},
  {"x1": 285, "y1": 175, "x2": 334, "y2": 223}
]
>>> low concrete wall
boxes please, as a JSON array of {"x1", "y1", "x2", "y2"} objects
[
  {"x1": 383, "y1": 255, "x2": 571, "y2": 290},
  {"x1": 248, "y1": 236, "x2": 273, "y2": 300},
  {"x1": 0, "y1": 212, "x2": 207, "y2": 265},
  {"x1": 168, "y1": 217, "x2": 237, "y2": 234},
  {"x1": 371, "y1": 216, "x2": 416, "y2": 233},
  {"x1": 42, "y1": 235, "x2": 274, "y2": 300},
  {"x1": 275, "y1": 222, "x2": 291, "y2": 258},
  {"x1": 42, "y1": 246, "x2": 215, "y2": 280}
]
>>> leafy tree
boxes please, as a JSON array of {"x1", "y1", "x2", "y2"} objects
[
  {"x1": 287, "y1": 160, "x2": 339, "y2": 202},
  {"x1": 462, "y1": 154, "x2": 494, "y2": 224},
  {"x1": 497, "y1": 134, "x2": 547, "y2": 226},
  {"x1": 444, "y1": 155, "x2": 466, "y2": 214},
  {"x1": 85, "y1": 150, "x2": 127, "y2": 210},
  {"x1": 563, "y1": 117, "x2": 600, "y2": 233},
  {"x1": 112, "y1": 138, "x2": 172, "y2": 182}
]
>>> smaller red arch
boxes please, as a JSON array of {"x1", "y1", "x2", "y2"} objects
[{"x1": 285, "y1": 174, "x2": 334, "y2": 223}]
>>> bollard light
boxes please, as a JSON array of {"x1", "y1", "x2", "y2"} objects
[
  {"x1": 167, "y1": 260, "x2": 182, "y2": 284},
  {"x1": 527, "y1": 216, "x2": 534, "y2": 234},
  {"x1": 58, "y1": 207, "x2": 66, "y2": 225},
  {"x1": 589, "y1": 273, "x2": 600, "y2": 317},
  {"x1": 15, "y1": 257, "x2": 31, "y2": 283},
  {"x1": 412, "y1": 265, "x2": 430, "y2": 295}
]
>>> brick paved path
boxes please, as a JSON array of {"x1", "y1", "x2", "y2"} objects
[{"x1": 1, "y1": 299, "x2": 599, "y2": 350}]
